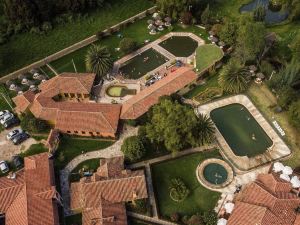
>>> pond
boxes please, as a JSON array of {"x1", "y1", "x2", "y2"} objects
[
  {"x1": 106, "y1": 85, "x2": 136, "y2": 97},
  {"x1": 210, "y1": 103, "x2": 273, "y2": 157},
  {"x1": 240, "y1": 0, "x2": 289, "y2": 24},
  {"x1": 203, "y1": 163, "x2": 228, "y2": 185},
  {"x1": 119, "y1": 48, "x2": 168, "y2": 80},
  {"x1": 159, "y1": 36, "x2": 199, "y2": 57}
]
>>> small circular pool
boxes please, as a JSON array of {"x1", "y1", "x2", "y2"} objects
[
  {"x1": 106, "y1": 85, "x2": 136, "y2": 97},
  {"x1": 203, "y1": 163, "x2": 228, "y2": 185},
  {"x1": 196, "y1": 158, "x2": 233, "y2": 190}
]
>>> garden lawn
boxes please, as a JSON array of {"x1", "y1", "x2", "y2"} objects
[
  {"x1": 246, "y1": 84, "x2": 300, "y2": 168},
  {"x1": 195, "y1": 44, "x2": 224, "y2": 73},
  {"x1": 54, "y1": 137, "x2": 114, "y2": 170},
  {"x1": 0, "y1": 0, "x2": 153, "y2": 76},
  {"x1": 0, "y1": 84, "x2": 14, "y2": 111},
  {"x1": 49, "y1": 21, "x2": 209, "y2": 74},
  {"x1": 151, "y1": 150, "x2": 221, "y2": 218},
  {"x1": 20, "y1": 143, "x2": 48, "y2": 158},
  {"x1": 69, "y1": 158, "x2": 100, "y2": 182}
]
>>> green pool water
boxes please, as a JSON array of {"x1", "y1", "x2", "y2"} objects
[
  {"x1": 159, "y1": 36, "x2": 198, "y2": 57},
  {"x1": 106, "y1": 85, "x2": 136, "y2": 97},
  {"x1": 203, "y1": 163, "x2": 228, "y2": 185},
  {"x1": 210, "y1": 103, "x2": 273, "y2": 157},
  {"x1": 119, "y1": 48, "x2": 168, "y2": 80}
]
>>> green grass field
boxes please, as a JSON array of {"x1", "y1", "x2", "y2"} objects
[
  {"x1": 69, "y1": 158, "x2": 100, "y2": 182},
  {"x1": 0, "y1": 0, "x2": 153, "y2": 77},
  {"x1": 151, "y1": 150, "x2": 221, "y2": 218},
  {"x1": 49, "y1": 21, "x2": 209, "y2": 75},
  {"x1": 54, "y1": 137, "x2": 114, "y2": 170}
]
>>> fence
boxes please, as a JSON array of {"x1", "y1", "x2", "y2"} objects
[{"x1": 0, "y1": 6, "x2": 157, "y2": 83}]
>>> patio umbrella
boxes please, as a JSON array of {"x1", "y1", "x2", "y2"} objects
[
  {"x1": 155, "y1": 20, "x2": 163, "y2": 26},
  {"x1": 291, "y1": 176, "x2": 300, "y2": 188},
  {"x1": 164, "y1": 17, "x2": 172, "y2": 23},
  {"x1": 224, "y1": 202, "x2": 235, "y2": 214},
  {"x1": 211, "y1": 36, "x2": 219, "y2": 43},
  {"x1": 273, "y1": 162, "x2": 284, "y2": 173},
  {"x1": 256, "y1": 72, "x2": 265, "y2": 79},
  {"x1": 148, "y1": 24, "x2": 156, "y2": 30},
  {"x1": 218, "y1": 41, "x2": 225, "y2": 47},
  {"x1": 283, "y1": 166, "x2": 293, "y2": 176},
  {"x1": 152, "y1": 12, "x2": 159, "y2": 18},
  {"x1": 249, "y1": 65, "x2": 257, "y2": 73},
  {"x1": 147, "y1": 19, "x2": 154, "y2": 25},
  {"x1": 217, "y1": 218, "x2": 227, "y2": 225},
  {"x1": 209, "y1": 30, "x2": 216, "y2": 36},
  {"x1": 280, "y1": 173, "x2": 291, "y2": 182}
]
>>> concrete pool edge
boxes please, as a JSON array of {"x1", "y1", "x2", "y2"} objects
[
  {"x1": 196, "y1": 95, "x2": 291, "y2": 172},
  {"x1": 196, "y1": 158, "x2": 234, "y2": 191}
]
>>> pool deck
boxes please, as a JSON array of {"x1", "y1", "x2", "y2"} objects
[
  {"x1": 196, "y1": 95, "x2": 291, "y2": 172},
  {"x1": 112, "y1": 32, "x2": 205, "y2": 81}
]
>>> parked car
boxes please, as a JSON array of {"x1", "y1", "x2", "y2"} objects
[
  {"x1": 6, "y1": 128, "x2": 23, "y2": 140},
  {"x1": 12, "y1": 132, "x2": 30, "y2": 145},
  {"x1": 0, "y1": 113, "x2": 13, "y2": 125},
  {"x1": 0, "y1": 110, "x2": 10, "y2": 120},
  {"x1": 3, "y1": 117, "x2": 20, "y2": 129},
  {"x1": 11, "y1": 155, "x2": 23, "y2": 169},
  {"x1": 0, "y1": 161, "x2": 9, "y2": 173}
]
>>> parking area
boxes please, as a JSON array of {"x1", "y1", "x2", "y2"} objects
[{"x1": 0, "y1": 127, "x2": 37, "y2": 161}]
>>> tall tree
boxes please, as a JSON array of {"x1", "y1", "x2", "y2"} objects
[
  {"x1": 193, "y1": 114, "x2": 215, "y2": 145},
  {"x1": 234, "y1": 17, "x2": 266, "y2": 63},
  {"x1": 85, "y1": 44, "x2": 113, "y2": 82},
  {"x1": 218, "y1": 20, "x2": 237, "y2": 46},
  {"x1": 201, "y1": 4, "x2": 211, "y2": 25},
  {"x1": 156, "y1": 0, "x2": 196, "y2": 20},
  {"x1": 218, "y1": 59, "x2": 250, "y2": 93}
]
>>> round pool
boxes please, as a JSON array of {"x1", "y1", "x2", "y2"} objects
[
  {"x1": 203, "y1": 163, "x2": 228, "y2": 185},
  {"x1": 196, "y1": 158, "x2": 233, "y2": 190},
  {"x1": 106, "y1": 85, "x2": 136, "y2": 97}
]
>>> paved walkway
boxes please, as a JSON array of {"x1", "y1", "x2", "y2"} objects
[
  {"x1": 60, "y1": 125, "x2": 138, "y2": 215},
  {"x1": 128, "y1": 212, "x2": 177, "y2": 225}
]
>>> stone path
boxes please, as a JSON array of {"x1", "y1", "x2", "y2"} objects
[
  {"x1": 128, "y1": 212, "x2": 177, "y2": 225},
  {"x1": 46, "y1": 63, "x2": 58, "y2": 76},
  {"x1": 60, "y1": 125, "x2": 138, "y2": 215}
]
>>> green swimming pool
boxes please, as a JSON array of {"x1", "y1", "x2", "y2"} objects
[
  {"x1": 203, "y1": 163, "x2": 228, "y2": 185},
  {"x1": 159, "y1": 36, "x2": 198, "y2": 57},
  {"x1": 210, "y1": 103, "x2": 273, "y2": 157},
  {"x1": 106, "y1": 85, "x2": 136, "y2": 97},
  {"x1": 119, "y1": 48, "x2": 168, "y2": 80}
]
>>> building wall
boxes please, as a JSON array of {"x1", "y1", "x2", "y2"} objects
[{"x1": 60, "y1": 129, "x2": 116, "y2": 138}]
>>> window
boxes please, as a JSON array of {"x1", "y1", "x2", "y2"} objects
[
  {"x1": 67, "y1": 131, "x2": 71, "y2": 134},
  {"x1": 82, "y1": 131, "x2": 86, "y2": 134},
  {"x1": 70, "y1": 93, "x2": 75, "y2": 98},
  {"x1": 74, "y1": 131, "x2": 78, "y2": 134},
  {"x1": 96, "y1": 132, "x2": 100, "y2": 135}
]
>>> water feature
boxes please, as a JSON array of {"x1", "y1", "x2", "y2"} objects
[
  {"x1": 240, "y1": 0, "x2": 289, "y2": 24},
  {"x1": 159, "y1": 36, "x2": 198, "y2": 57},
  {"x1": 203, "y1": 163, "x2": 228, "y2": 185}
]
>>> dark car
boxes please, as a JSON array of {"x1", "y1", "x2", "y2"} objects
[
  {"x1": 3, "y1": 117, "x2": 20, "y2": 129},
  {"x1": 12, "y1": 132, "x2": 30, "y2": 145},
  {"x1": 12, "y1": 155, "x2": 23, "y2": 169}
]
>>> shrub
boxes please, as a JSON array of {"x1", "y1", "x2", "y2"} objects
[
  {"x1": 30, "y1": 27, "x2": 42, "y2": 34},
  {"x1": 180, "y1": 11, "x2": 193, "y2": 25},
  {"x1": 202, "y1": 211, "x2": 218, "y2": 225},
  {"x1": 253, "y1": 5, "x2": 266, "y2": 21},
  {"x1": 277, "y1": 87, "x2": 298, "y2": 110},
  {"x1": 41, "y1": 22, "x2": 53, "y2": 32},
  {"x1": 211, "y1": 24, "x2": 222, "y2": 36},
  {"x1": 119, "y1": 38, "x2": 137, "y2": 54},
  {"x1": 168, "y1": 25, "x2": 174, "y2": 32},
  {"x1": 96, "y1": 31, "x2": 105, "y2": 40},
  {"x1": 170, "y1": 212, "x2": 180, "y2": 222},
  {"x1": 259, "y1": 60, "x2": 274, "y2": 77},
  {"x1": 188, "y1": 214, "x2": 204, "y2": 225},
  {"x1": 169, "y1": 178, "x2": 190, "y2": 202},
  {"x1": 288, "y1": 100, "x2": 300, "y2": 130},
  {"x1": 269, "y1": 0, "x2": 282, "y2": 11},
  {"x1": 14, "y1": 23, "x2": 24, "y2": 34},
  {"x1": 20, "y1": 112, "x2": 50, "y2": 133},
  {"x1": 121, "y1": 136, "x2": 146, "y2": 162}
]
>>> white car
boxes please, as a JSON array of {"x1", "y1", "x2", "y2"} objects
[
  {"x1": 0, "y1": 113, "x2": 13, "y2": 125},
  {"x1": 0, "y1": 161, "x2": 9, "y2": 173},
  {"x1": 7, "y1": 128, "x2": 23, "y2": 140},
  {"x1": 0, "y1": 110, "x2": 10, "y2": 120}
]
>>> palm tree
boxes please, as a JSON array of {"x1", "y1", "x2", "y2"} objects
[
  {"x1": 218, "y1": 60, "x2": 249, "y2": 93},
  {"x1": 196, "y1": 113, "x2": 215, "y2": 145},
  {"x1": 85, "y1": 44, "x2": 113, "y2": 82}
]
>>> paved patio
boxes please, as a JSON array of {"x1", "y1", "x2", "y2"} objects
[{"x1": 196, "y1": 95, "x2": 291, "y2": 172}]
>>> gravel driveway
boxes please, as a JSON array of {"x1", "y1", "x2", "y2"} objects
[{"x1": 0, "y1": 127, "x2": 37, "y2": 161}]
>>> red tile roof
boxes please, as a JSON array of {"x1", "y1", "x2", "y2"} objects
[
  {"x1": 13, "y1": 90, "x2": 36, "y2": 113},
  {"x1": 228, "y1": 173, "x2": 300, "y2": 225},
  {"x1": 70, "y1": 157, "x2": 148, "y2": 225},
  {"x1": 120, "y1": 67, "x2": 197, "y2": 119},
  {"x1": 0, "y1": 153, "x2": 60, "y2": 225}
]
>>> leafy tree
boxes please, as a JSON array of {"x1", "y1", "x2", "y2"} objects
[
  {"x1": 180, "y1": 11, "x2": 193, "y2": 25},
  {"x1": 201, "y1": 4, "x2": 211, "y2": 25},
  {"x1": 218, "y1": 59, "x2": 250, "y2": 93},
  {"x1": 85, "y1": 44, "x2": 113, "y2": 82},
  {"x1": 170, "y1": 213, "x2": 180, "y2": 222},
  {"x1": 169, "y1": 178, "x2": 190, "y2": 202},
  {"x1": 277, "y1": 87, "x2": 298, "y2": 110},
  {"x1": 234, "y1": 18, "x2": 266, "y2": 63},
  {"x1": 188, "y1": 214, "x2": 204, "y2": 225},
  {"x1": 276, "y1": 59, "x2": 300, "y2": 89},
  {"x1": 253, "y1": 4, "x2": 266, "y2": 21},
  {"x1": 290, "y1": 0, "x2": 300, "y2": 21},
  {"x1": 202, "y1": 211, "x2": 218, "y2": 225},
  {"x1": 291, "y1": 34, "x2": 300, "y2": 61},
  {"x1": 288, "y1": 100, "x2": 300, "y2": 130},
  {"x1": 121, "y1": 136, "x2": 146, "y2": 162},
  {"x1": 20, "y1": 111, "x2": 50, "y2": 133},
  {"x1": 119, "y1": 38, "x2": 137, "y2": 54},
  {"x1": 145, "y1": 99, "x2": 199, "y2": 153},
  {"x1": 157, "y1": 0, "x2": 196, "y2": 20},
  {"x1": 218, "y1": 20, "x2": 237, "y2": 46}
]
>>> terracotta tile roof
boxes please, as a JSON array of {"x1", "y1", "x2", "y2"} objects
[
  {"x1": 12, "y1": 90, "x2": 35, "y2": 113},
  {"x1": 70, "y1": 157, "x2": 148, "y2": 225},
  {"x1": 39, "y1": 73, "x2": 95, "y2": 95},
  {"x1": 45, "y1": 129, "x2": 60, "y2": 152},
  {"x1": 0, "y1": 153, "x2": 60, "y2": 225},
  {"x1": 228, "y1": 173, "x2": 300, "y2": 225},
  {"x1": 120, "y1": 67, "x2": 197, "y2": 119}
]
